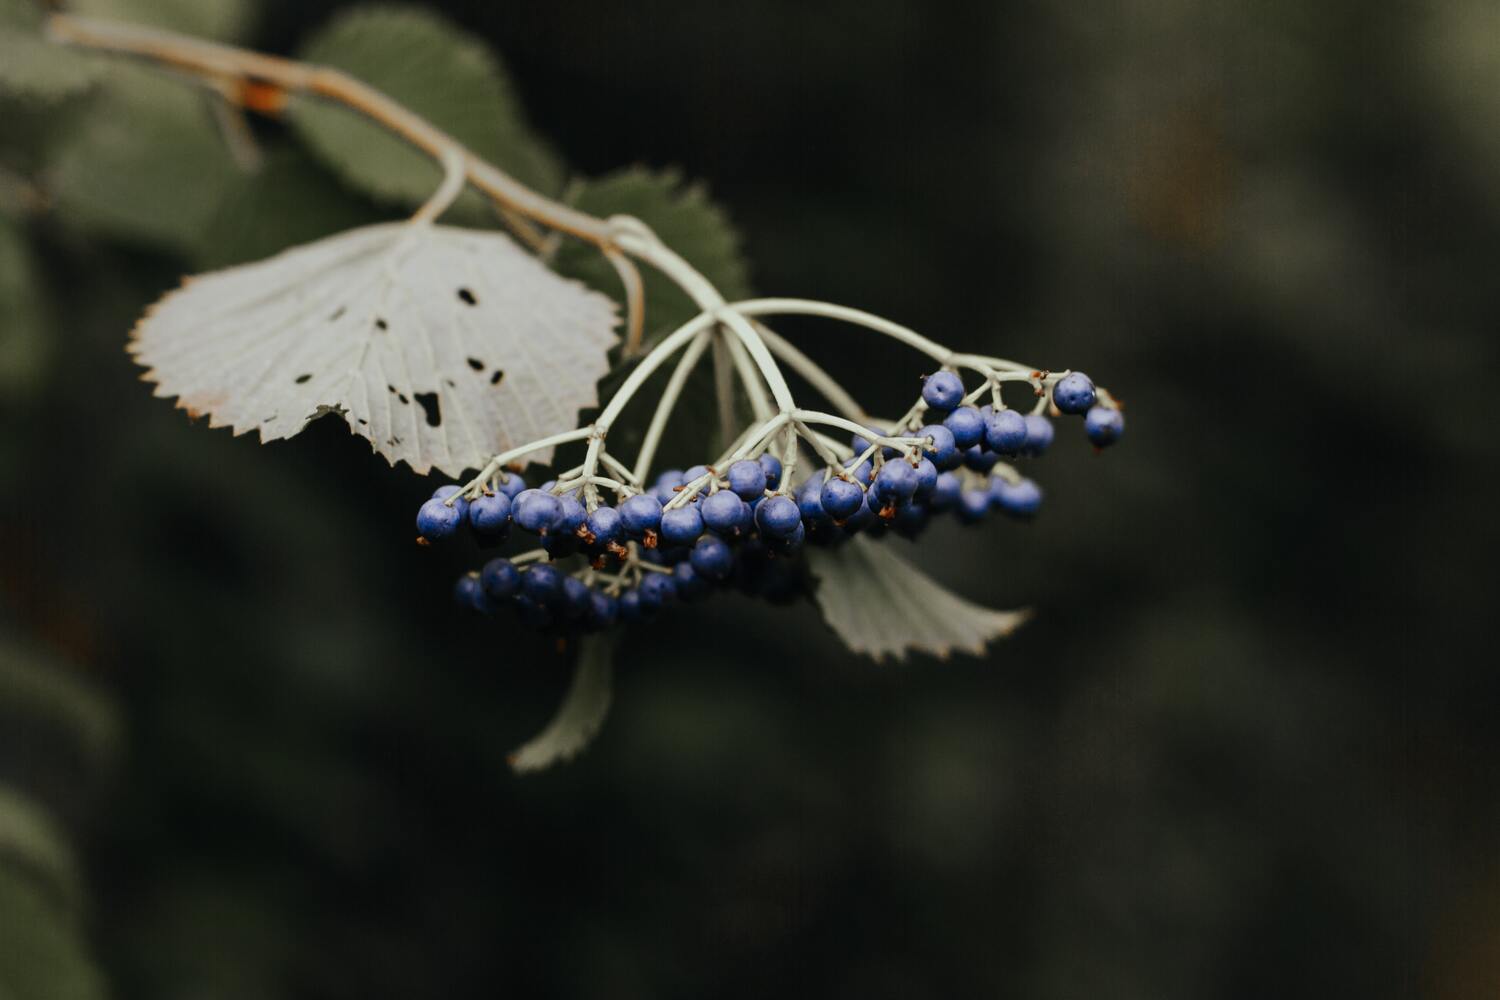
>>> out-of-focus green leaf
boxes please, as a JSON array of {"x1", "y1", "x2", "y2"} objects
[
  {"x1": 0, "y1": 213, "x2": 50, "y2": 398},
  {"x1": 0, "y1": 786, "x2": 81, "y2": 912},
  {"x1": 510, "y1": 634, "x2": 616, "y2": 773},
  {"x1": 67, "y1": 0, "x2": 253, "y2": 43},
  {"x1": 0, "y1": 1, "x2": 101, "y2": 103},
  {"x1": 0, "y1": 868, "x2": 105, "y2": 1000},
  {"x1": 0, "y1": 639, "x2": 120, "y2": 773},
  {"x1": 555, "y1": 166, "x2": 751, "y2": 346},
  {"x1": 290, "y1": 5, "x2": 561, "y2": 208},
  {"x1": 808, "y1": 536, "x2": 1030, "y2": 661},
  {"x1": 46, "y1": 62, "x2": 241, "y2": 253}
]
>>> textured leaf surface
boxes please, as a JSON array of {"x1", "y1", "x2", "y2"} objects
[
  {"x1": 509, "y1": 635, "x2": 615, "y2": 773},
  {"x1": 291, "y1": 6, "x2": 561, "y2": 206},
  {"x1": 0, "y1": 1, "x2": 100, "y2": 103},
  {"x1": 808, "y1": 536, "x2": 1031, "y2": 662},
  {"x1": 131, "y1": 220, "x2": 618, "y2": 476}
]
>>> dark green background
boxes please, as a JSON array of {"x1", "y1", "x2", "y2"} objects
[{"x1": 3, "y1": 1, "x2": 1496, "y2": 997}]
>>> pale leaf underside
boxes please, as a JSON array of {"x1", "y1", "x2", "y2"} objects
[
  {"x1": 808, "y1": 536, "x2": 1031, "y2": 662},
  {"x1": 509, "y1": 635, "x2": 616, "y2": 774},
  {"x1": 130, "y1": 221, "x2": 618, "y2": 476}
]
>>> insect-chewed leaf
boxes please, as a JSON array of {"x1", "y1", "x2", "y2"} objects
[
  {"x1": 509, "y1": 635, "x2": 616, "y2": 774},
  {"x1": 807, "y1": 536, "x2": 1031, "y2": 662},
  {"x1": 130, "y1": 221, "x2": 619, "y2": 477}
]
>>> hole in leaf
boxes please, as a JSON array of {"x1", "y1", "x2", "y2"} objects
[
  {"x1": 375, "y1": 318, "x2": 388, "y2": 331},
  {"x1": 415, "y1": 392, "x2": 442, "y2": 427},
  {"x1": 294, "y1": 373, "x2": 312, "y2": 384},
  {"x1": 457, "y1": 288, "x2": 478, "y2": 306},
  {"x1": 466, "y1": 357, "x2": 484, "y2": 372},
  {"x1": 490, "y1": 370, "x2": 504, "y2": 386}
]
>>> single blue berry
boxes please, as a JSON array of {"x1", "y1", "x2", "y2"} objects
[
  {"x1": 984, "y1": 409, "x2": 1028, "y2": 455},
  {"x1": 639, "y1": 572, "x2": 677, "y2": 607},
  {"x1": 512, "y1": 489, "x2": 562, "y2": 534},
  {"x1": 841, "y1": 494, "x2": 877, "y2": 535},
  {"x1": 672, "y1": 561, "x2": 711, "y2": 601},
  {"x1": 521, "y1": 564, "x2": 564, "y2": 605},
  {"x1": 992, "y1": 476, "x2": 1043, "y2": 518},
  {"x1": 431, "y1": 485, "x2": 470, "y2": 520},
  {"x1": 892, "y1": 503, "x2": 930, "y2": 539},
  {"x1": 559, "y1": 576, "x2": 592, "y2": 620},
  {"x1": 911, "y1": 457, "x2": 939, "y2": 500},
  {"x1": 758, "y1": 453, "x2": 784, "y2": 490},
  {"x1": 617, "y1": 589, "x2": 645, "y2": 623},
  {"x1": 1022, "y1": 414, "x2": 1054, "y2": 456},
  {"x1": 1084, "y1": 405, "x2": 1125, "y2": 446},
  {"x1": 820, "y1": 476, "x2": 866, "y2": 520},
  {"x1": 764, "y1": 519, "x2": 806, "y2": 555},
  {"x1": 756, "y1": 495, "x2": 802, "y2": 538},
  {"x1": 957, "y1": 488, "x2": 991, "y2": 524},
  {"x1": 651, "y1": 483, "x2": 679, "y2": 505},
  {"x1": 584, "y1": 591, "x2": 618, "y2": 631},
  {"x1": 943, "y1": 405, "x2": 985, "y2": 448},
  {"x1": 620, "y1": 494, "x2": 664, "y2": 536},
  {"x1": 1052, "y1": 371, "x2": 1097, "y2": 414},
  {"x1": 467, "y1": 492, "x2": 511, "y2": 538},
  {"x1": 654, "y1": 468, "x2": 685, "y2": 490},
  {"x1": 861, "y1": 490, "x2": 891, "y2": 535},
  {"x1": 919, "y1": 423, "x2": 960, "y2": 470},
  {"x1": 964, "y1": 445, "x2": 1000, "y2": 472},
  {"x1": 928, "y1": 471, "x2": 962, "y2": 511},
  {"x1": 480, "y1": 557, "x2": 521, "y2": 600},
  {"x1": 797, "y1": 474, "x2": 830, "y2": 524},
  {"x1": 453, "y1": 574, "x2": 492, "y2": 613},
  {"x1": 690, "y1": 535, "x2": 734, "y2": 580},
  {"x1": 660, "y1": 506, "x2": 705, "y2": 546},
  {"x1": 701, "y1": 490, "x2": 751, "y2": 536},
  {"x1": 872, "y1": 459, "x2": 920, "y2": 506},
  {"x1": 585, "y1": 505, "x2": 623, "y2": 547},
  {"x1": 682, "y1": 465, "x2": 713, "y2": 498},
  {"x1": 416, "y1": 497, "x2": 463, "y2": 541},
  {"x1": 554, "y1": 494, "x2": 587, "y2": 537},
  {"x1": 725, "y1": 459, "x2": 767, "y2": 500},
  {"x1": 922, "y1": 370, "x2": 965, "y2": 411},
  {"x1": 494, "y1": 473, "x2": 527, "y2": 500}
]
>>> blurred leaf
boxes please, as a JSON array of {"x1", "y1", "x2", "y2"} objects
[
  {"x1": 0, "y1": 786, "x2": 81, "y2": 912},
  {"x1": 0, "y1": 213, "x2": 50, "y2": 398},
  {"x1": 131, "y1": 220, "x2": 618, "y2": 476},
  {"x1": 68, "y1": 0, "x2": 253, "y2": 43},
  {"x1": 0, "y1": 869, "x2": 105, "y2": 1000},
  {"x1": 290, "y1": 5, "x2": 561, "y2": 208},
  {"x1": 807, "y1": 536, "x2": 1030, "y2": 661},
  {"x1": 0, "y1": 1, "x2": 101, "y2": 104},
  {"x1": 510, "y1": 634, "x2": 615, "y2": 773},
  {"x1": 195, "y1": 148, "x2": 383, "y2": 270},
  {"x1": 555, "y1": 166, "x2": 751, "y2": 346},
  {"x1": 0, "y1": 639, "x2": 119, "y2": 773},
  {"x1": 46, "y1": 62, "x2": 241, "y2": 253}
]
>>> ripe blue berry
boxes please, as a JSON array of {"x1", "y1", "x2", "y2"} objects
[
  {"x1": 1022, "y1": 414, "x2": 1054, "y2": 456},
  {"x1": 892, "y1": 503, "x2": 930, "y2": 538},
  {"x1": 690, "y1": 535, "x2": 734, "y2": 579},
  {"x1": 759, "y1": 454, "x2": 783, "y2": 491},
  {"x1": 992, "y1": 476, "x2": 1043, "y2": 518},
  {"x1": 872, "y1": 459, "x2": 920, "y2": 506},
  {"x1": 963, "y1": 445, "x2": 1000, "y2": 472},
  {"x1": 922, "y1": 370, "x2": 965, "y2": 411},
  {"x1": 480, "y1": 557, "x2": 521, "y2": 600},
  {"x1": 943, "y1": 405, "x2": 985, "y2": 448},
  {"x1": 467, "y1": 492, "x2": 511, "y2": 538},
  {"x1": 844, "y1": 458, "x2": 874, "y2": 485},
  {"x1": 1052, "y1": 371, "x2": 1096, "y2": 414},
  {"x1": 584, "y1": 505, "x2": 623, "y2": 547},
  {"x1": 639, "y1": 572, "x2": 677, "y2": 607},
  {"x1": 911, "y1": 457, "x2": 939, "y2": 500},
  {"x1": 619, "y1": 494, "x2": 664, "y2": 536},
  {"x1": 431, "y1": 485, "x2": 470, "y2": 519},
  {"x1": 764, "y1": 519, "x2": 806, "y2": 555},
  {"x1": 672, "y1": 561, "x2": 711, "y2": 601},
  {"x1": 957, "y1": 488, "x2": 991, "y2": 524},
  {"x1": 560, "y1": 576, "x2": 592, "y2": 620},
  {"x1": 453, "y1": 574, "x2": 492, "y2": 613},
  {"x1": 554, "y1": 495, "x2": 587, "y2": 537},
  {"x1": 797, "y1": 474, "x2": 830, "y2": 524},
  {"x1": 756, "y1": 495, "x2": 802, "y2": 538},
  {"x1": 701, "y1": 490, "x2": 751, "y2": 536},
  {"x1": 585, "y1": 591, "x2": 618, "y2": 630},
  {"x1": 1084, "y1": 405, "x2": 1125, "y2": 446},
  {"x1": 416, "y1": 497, "x2": 463, "y2": 541},
  {"x1": 725, "y1": 459, "x2": 767, "y2": 500},
  {"x1": 494, "y1": 473, "x2": 527, "y2": 500},
  {"x1": 984, "y1": 409, "x2": 1028, "y2": 455},
  {"x1": 521, "y1": 564, "x2": 564, "y2": 605},
  {"x1": 513, "y1": 489, "x2": 562, "y2": 534},
  {"x1": 860, "y1": 490, "x2": 890, "y2": 535},
  {"x1": 928, "y1": 471, "x2": 962, "y2": 511},
  {"x1": 654, "y1": 468, "x2": 685, "y2": 490},
  {"x1": 682, "y1": 465, "x2": 712, "y2": 497},
  {"x1": 617, "y1": 589, "x2": 646, "y2": 623},
  {"x1": 919, "y1": 423, "x2": 960, "y2": 470},
  {"x1": 820, "y1": 476, "x2": 866, "y2": 520},
  {"x1": 660, "y1": 506, "x2": 705, "y2": 546}
]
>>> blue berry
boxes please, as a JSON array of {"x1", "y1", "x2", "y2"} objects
[
  {"x1": 1052, "y1": 371, "x2": 1097, "y2": 414},
  {"x1": 844, "y1": 458, "x2": 874, "y2": 485},
  {"x1": 841, "y1": 494, "x2": 877, "y2": 534},
  {"x1": 872, "y1": 459, "x2": 920, "y2": 506},
  {"x1": 759, "y1": 454, "x2": 783, "y2": 490},
  {"x1": 494, "y1": 473, "x2": 527, "y2": 500},
  {"x1": 1022, "y1": 414, "x2": 1054, "y2": 456},
  {"x1": 690, "y1": 535, "x2": 734, "y2": 579},
  {"x1": 928, "y1": 471, "x2": 962, "y2": 512},
  {"x1": 797, "y1": 474, "x2": 830, "y2": 524},
  {"x1": 984, "y1": 409, "x2": 1028, "y2": 455},
  {"x1": 672, "y1": 561, "x2": 711, "y2": 601},
  {"x1": 467, "y1": 492, "x2": 511, "y2": 538},
  {"x1": 922, "y1": 370, "x2": 965, "y2": 411},
  {"x1": 911, "y1": 457, "x2": 939, "y2": 500},
  {"x1": 639, "y1": 572, "x2": 677, "y2": 607},
  {"x1": 554, "y1": 494, "x2": 587, "y2": 537},
  {"x1": 892, "y1": 503, "x2": 930, "y2": 538},
  {"x1": 585, "y1": 591, "x2": 618, "y2": 630},
  {"x1": 585, "y1": 505, "x2": 623, "y2": 547},
  {"x1": 682, "y1": 465, "x2": 713, "y2": 497},
  {"x1": 480, "y1": 557, "x2": 521, "y2": 600},
  {"x1": 725, "y1": 459, "x2": 767, "y2": 500},
  {"x1": 1084, "y1": 405, "x2": 1125, "y2": 446},
  {"x1": 560, "y1": 576, "x2": 592, "y2": 620},
  {"x1": 957, "y1": 488, "x2": 991, "y2": 524},
  {"x1": 416, "y1": 497, "x2": 464, "y2": 541},
  {"x1": 820, "y1": 476, "x2": 866, "y2": 520},
  {"x1": 453, "y1": 574, "x2": 492, "y2": 613},
  {"x1": 617, "y1": 589, "x2": 646, "y2": 623},
  {"x1": 701, "y1": 490, "x2": 751, "y2": 536},
  {"x1": 660, "y1": 506, "x2": 705, "y2": 546},
  {"x1": 860, "y1": 490, "x2": 890, "y2": 535},
  {"x1": 431, "y1": 485, "x2": 470, "y2": 520},
  {"x1": 651, "y1": 482, "x2": 679, "y2": 505},
  {"x1": 512, "y1": 489, "x2": 562, "y2": 534},
  {"x1": 992, "y1": 476, "x2": 1043, "y2": 518},
  {"x1": 764, "y1": 519, "x2": 806, "y2": 555},
  {"x1": 619, "y1": 494, "x2": 664, "y2": 536},
  {"x1": 943, "y1": 405, "x2": 985, "y2": 448},
  {"x1": 755, "y1": 495, "x2": 801, "y2": 538},
  {"x1": 963, "y1": 445, "x2": 1000, "y2": 472},
  {"x1": 521, "y1": 564, "x2": 564, "y2": 605},
  {"x1": 654, "y1": 468, "x2": 685, "y2": 490},
  {"x1": 919, "y1": 424, "x2": 960, "y2": 470}
]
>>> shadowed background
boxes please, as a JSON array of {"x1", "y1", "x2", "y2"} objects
[{"x1": 2, "y1": 0, "x2": 1496, "y2": 997}]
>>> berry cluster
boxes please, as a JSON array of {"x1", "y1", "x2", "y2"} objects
[{"x1": 419, "y1": 366, "x2": 1123, "y2": 635}]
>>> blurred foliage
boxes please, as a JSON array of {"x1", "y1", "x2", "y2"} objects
[{"x1": 1, "y1": 0, "x2": 1498, "y2": 998}]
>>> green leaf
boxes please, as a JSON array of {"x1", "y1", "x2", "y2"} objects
[
  {"x1": 67, "y1": 0, "x2": 253, "y2": 43},
  {"x1": 0, "y1": 2, "x2": 101, "y2": 104},
  {"x1": 0, "y1": 213, "x2": 51, "y2": 399},
  {"x1": 0, "y1": 787, "x2": 81, "y2": 913},
  {"x1": 555, "y1": 166, "x2": 751, "y2": 345},
  {"x1": 46, "y1": 62, "x2": 242, "y2": 252},
  {"x1": 0, "y1": 868, "x2": 106, "y2": 1000},
  {"x1": 509, "y1": 635, "x2": 616, "y2": 773},
  {"x1": 807, "y1": 536, "x2": 1031, "y2": 661},
  {"x1": 290, "y1": 5, "x2": 561, "y2": 208}
]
